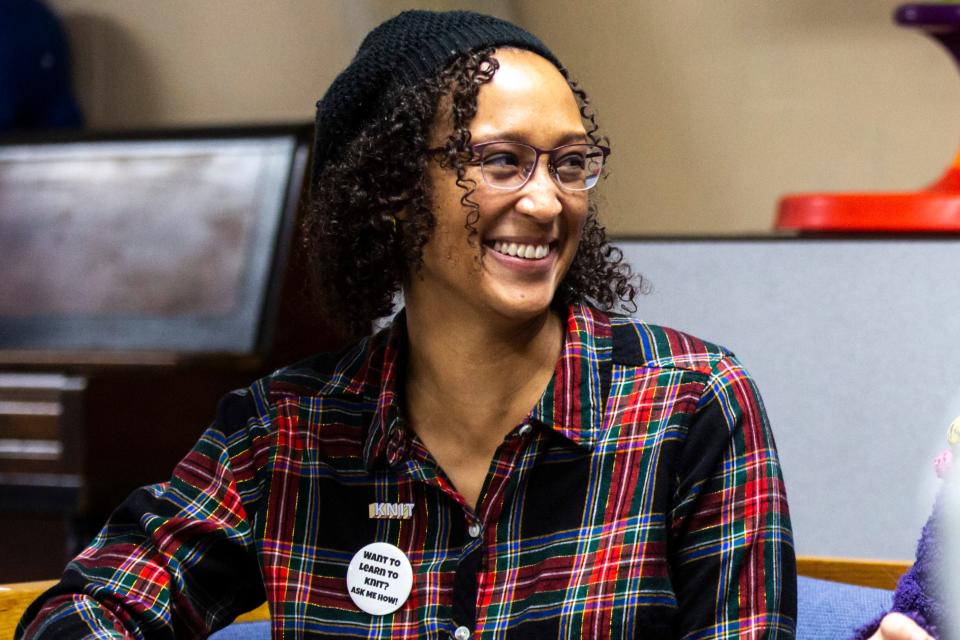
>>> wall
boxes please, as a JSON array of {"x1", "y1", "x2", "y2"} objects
[
  {"x1": 47, "y1": 0, "x2": 960, "y2": 235},
  {"x1": 517, "y1": 0, "x2": 960, "y2": 234},
  {"x1": 47, "y1": 0, "x2": 516, "y2": 126},
  {"x1": 621, "y1": 237, "x2": 960, "y2": 560}
]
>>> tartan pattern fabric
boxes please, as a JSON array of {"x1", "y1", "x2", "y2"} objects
[{"x1": 18, "y1": 304, "x2": 796, "y2": 639}]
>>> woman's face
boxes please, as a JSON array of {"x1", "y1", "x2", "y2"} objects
[{"x1": 409, "y1": 48, "x2": 590, "y2": 324}]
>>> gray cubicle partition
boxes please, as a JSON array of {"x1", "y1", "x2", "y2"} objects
[{"x1": 618, "y1": 237, "x2": 960, "y2": 559}]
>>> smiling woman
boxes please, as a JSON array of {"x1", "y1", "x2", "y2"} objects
[
  {"x1": 303, "y1": 23, "x2": 634, "y2": 341},
  {"x1": 414, "y1": 49, "x2": 589, "y2": 324},
  {"x1": 17, "y1": 10, "x2": 796, "y2": 640}
]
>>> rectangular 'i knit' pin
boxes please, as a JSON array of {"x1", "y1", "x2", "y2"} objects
[{"x1": 369, "y1": 502, "x2": 415, "y2": 519}]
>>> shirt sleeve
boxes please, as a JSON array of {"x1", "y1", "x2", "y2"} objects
[
  {"x1": 16, "y1": 386, "x2": 271, "y2": 640},
  {"x1": 669, "y1": 355, "x2": 797, "y2": 639}
]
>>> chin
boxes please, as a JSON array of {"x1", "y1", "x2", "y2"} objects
[{"x1": 480, "y1": 284, "x2": 559, "y2": 322}]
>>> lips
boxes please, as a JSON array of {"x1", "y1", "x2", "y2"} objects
[{"x1": 489, "y1": 240, "x2": 553, "y2": 260}]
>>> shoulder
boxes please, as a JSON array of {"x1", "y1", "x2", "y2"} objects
[
  {"x1": 606, "y1": 314, "x2": 761, "y2": 416},
  {"x1": 269, "y1": 333, "x2": 381, "y2": 397},
  {"x1": 214, "y1": 330, "x2": 386, "y2": 436},
  {"x1": 607, "y1": 313, "x2": 733, "y2": 376}
]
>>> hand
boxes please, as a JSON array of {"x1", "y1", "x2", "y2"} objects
[{"x1": 867, "y1": 613, "x2": 934, "y2": 640}]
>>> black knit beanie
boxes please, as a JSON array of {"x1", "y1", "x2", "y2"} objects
[{"x1": 310, "y1": 10, "x2": 562, "y2": 191}]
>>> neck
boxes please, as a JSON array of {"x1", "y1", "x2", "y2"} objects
[{"x1": 402, "y1": 298, "x2": 565, "y2": 449}]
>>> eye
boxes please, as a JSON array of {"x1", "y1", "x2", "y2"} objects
[
  {"x1": 483, "y1": 152, "x2": 522, "y2": 169},
  {"x1": 481, "y1": 151, "x2": 526, "y2": 183},
  {"x1": 554, "y1": 151, "x2": 587, "y2": 170},
  {"x1": 553, "y1": 151, "x2": 587, "y2": 174}
]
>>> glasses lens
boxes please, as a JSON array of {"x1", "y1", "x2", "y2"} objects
[
  {"x1": 479, "y1": 143, "x2": 536, "y2": 189},
  {"x1": 552, "y1": 144, "x2": 605, "y2": 191}
]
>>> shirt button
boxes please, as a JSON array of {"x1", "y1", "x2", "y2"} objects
[
  {"x1": 467, "y1": 523, "x2": 481, "y2": 538},
  {"x1": 517, "y1": 423, "x2": 533, "y2": 437},
  {"x1": 453, "y1": 626, "x2": 471, "y2": 640}
]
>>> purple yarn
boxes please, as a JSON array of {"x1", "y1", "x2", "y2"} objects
[{"x1": 852, "y1": 493, "x2": 945, "y2": 639}]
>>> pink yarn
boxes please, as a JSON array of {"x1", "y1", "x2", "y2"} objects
[{"x1": 933, "y1": 449, "x2": 953, "y2": 479}]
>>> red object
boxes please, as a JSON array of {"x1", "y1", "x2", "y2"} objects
[
  {"x1": 776, "y1": 154, "x2": 960, "y2": 232},
  {"x1": 776, "y1": 3, "x2": 960, "y2": 233}
]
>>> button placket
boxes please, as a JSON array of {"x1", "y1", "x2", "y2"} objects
[{"x1": 451, "y1": 419, "x2": 532, "y2": 637}]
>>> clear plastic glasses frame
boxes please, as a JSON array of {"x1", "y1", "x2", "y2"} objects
[{"x1": 464, "y1": 141, "x2": 611, "y2": 192}]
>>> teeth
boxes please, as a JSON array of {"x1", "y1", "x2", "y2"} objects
[{"x1": 491, "y1": 241, "x2": 551, "y2": 260}]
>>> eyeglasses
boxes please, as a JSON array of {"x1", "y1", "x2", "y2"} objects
[{"x1": 439, "y1": 141, "x2": 610, "y2": 192}]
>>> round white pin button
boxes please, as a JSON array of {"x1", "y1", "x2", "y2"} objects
[{"x1": 346, "y1": 542, "x2": 413, "y2": 615}]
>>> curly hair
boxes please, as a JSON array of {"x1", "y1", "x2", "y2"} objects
[{"x1": 302, "y1": 47, "x2": 639, "y2": 338}]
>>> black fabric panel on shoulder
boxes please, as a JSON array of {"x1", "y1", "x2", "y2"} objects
[
  {"x1": 285, "y1": 345, "x2": 357, "y2": 378},
  {"x1": 672, "y1": 399, "x2": 730, "y2": 513},
  {"x1": 110, "y1": 484, "x2": 185, "y2": 523},
  {"x1": 214, "y1": 389, "x2": 259, "y2": 439},
  {"x1": 669, "y1": 398, "x2": 733, "y2": 630},
  {"x1": 610, "y1": 321, "x2": 652, "y2": 367},
  {"x1": 610, "y1": 320, "x2": 730, "y2": 370}
]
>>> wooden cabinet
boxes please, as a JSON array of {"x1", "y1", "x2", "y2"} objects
[
  {"x1": 0, "y1": 125, "x2": 348, "y2": 580},
  {"x1": 0, "y1": 374, "x2": 85, "y2": 580}
]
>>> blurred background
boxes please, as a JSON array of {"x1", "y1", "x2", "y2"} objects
[
  {"x1": 42, "y1": 0, "x2": 960, "y2": 234},
  {"x1": 2, "y1": 0, "x2": 959, "y2": 583}
]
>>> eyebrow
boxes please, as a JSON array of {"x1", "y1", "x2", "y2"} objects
[{"x1": 472, "y1": 130, "x2": 589, "y2": 146}]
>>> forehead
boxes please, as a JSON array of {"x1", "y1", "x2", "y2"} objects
[{"x1": 468, "y1": 49, "x2": 587, "y2": 146}]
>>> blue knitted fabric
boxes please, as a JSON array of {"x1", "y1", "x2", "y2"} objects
[
  {"x1": 796, "y1": 577, "x2": 892, "y2": 640},
  {"x1": 208, "y1": 579, "x2": 892, "y2": 640},
  {"x1": 208, "y1": 620, "x2": 269, "y2": 640}
]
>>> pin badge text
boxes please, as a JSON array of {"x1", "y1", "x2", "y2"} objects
[{"x1": 369, "y1": 502, "x2": 415, "y2": 519}]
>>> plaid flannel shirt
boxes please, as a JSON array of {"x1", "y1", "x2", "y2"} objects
[{"x1": 19, "y1": 303, "x2": 796, "y2": 639}]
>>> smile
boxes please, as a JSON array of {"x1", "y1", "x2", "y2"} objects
[{"x1": 490, "y1": 240, "x2": 553, "y2": 260}]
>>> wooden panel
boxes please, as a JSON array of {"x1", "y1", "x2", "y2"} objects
[
  {"x1": 0, "y1": 458, "x2": 70, "y2": 475},
  {"x1": 0, "y1": 376, "x2": 85, "y2": 482},
  {"x1": 235, "y1": 602, "x2": 270, "y2": 623},
  {"x1": 0, "y1": 580, "x2": 55, "y2": 638},
  {"x1": 0, "y1": 412, "x2": 61, "y2": 440},
  {"x1": 796, "y1": 555, "x2": 911, "y2": 590},
  {"x1": 0, "y1": 387, "x2": 67, "y2": 402}
]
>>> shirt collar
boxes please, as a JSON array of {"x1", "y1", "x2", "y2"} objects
[
  {"x1": 529, "y1": 303, "x2": 612, "y2": 450},
  {"x1": 361, "y1": 304, "x2": 613, "y2": 469},
  {"x1": 362, "y1": 311, "x2": 409, "y2": 470}
]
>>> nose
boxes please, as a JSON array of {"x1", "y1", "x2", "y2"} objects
[{"x1": 514, "y1": 156, "x2": 563, "y2": 220}]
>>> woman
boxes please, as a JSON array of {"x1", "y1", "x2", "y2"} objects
[{"x1": 18, "y1": 10, "x2": 795, "y2": 639}]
